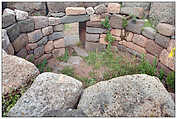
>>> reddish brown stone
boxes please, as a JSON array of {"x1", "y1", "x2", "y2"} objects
[
  {"x1": 53, "y1": 38, "x2": 65, "y2": 48},
  {"x1": 159, "y1": 49, "x2": 175, "y2": 71},
  {"x1": 120, "y1": 40, "x2": 147, "y2": 54},
  {"x1": 66, "y1": 7, "x2": 86, "y2": 15},
  {"x1": 26, "y1": 43, "x2": 38, "y2": 50},
  {"x1": 132, "y1": 34, "x2": 148, "y2": 48},
  {"x1": 107, "y1": 3, "x2": 121, "y2": 13},
  {"x1": 126, "y1": 32, "x2": 134, "y2": 41},
  {"x1": 12, "y1": 34, "x2": 28, "y2": 52},
  {"x1": 145, "y1": 53, "x2": 157, "y2": 65},
  {"x1": 44, "y1": 41, "x2": 54, "y2": 53},
  {"x1": 145, "y1": 39, "x2": 163, "y2": 57},
  {"x1": 111, "y1": 29, "x2": 121, "y2": 37},
  {"x1": 157, "y1": 62, "x2": 173, "y2": 75},
  {"x1": 34, "y1": 53, "x2": 52, "y2": 65},
  {"x1": 156, "y1": 23, "x2": 175, "y2": 36},
  {"x1": 90, "y1": 14, "x2": 101, "y2": 22},
  {"x1": 167, "y1": 39, "x2": 176, "y2": 52},
  {"x1": 52, "y1": 48, "x2": 65, "y2": 57},
  {"x1": 99, "y1": 37, "x2": 108, "y2": 45},
  {"x1": 86, "y1": 21, "x2": 102, "y2": 28}
]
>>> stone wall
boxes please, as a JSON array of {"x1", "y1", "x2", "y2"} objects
[{"x1": 2, "y1": 2, "x2": 175, "y2": 74}]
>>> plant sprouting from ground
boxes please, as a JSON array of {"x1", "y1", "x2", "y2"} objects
[
  {"x1": 56, "y1": 48, "x2": 69, "y2": 62},
  {"x1": 166, "y1": 71, "x2": 175, "y2": 90},
  {"x1": 101, "y1": 16, "x2": 111, "y2": 30}
]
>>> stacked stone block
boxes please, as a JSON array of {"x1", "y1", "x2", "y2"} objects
[{"x1": 2, "y1": 2, "x2": 175, "y2": 75}]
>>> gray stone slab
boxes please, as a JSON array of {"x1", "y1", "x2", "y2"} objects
[
  {"x1": 142, "y1": 27, "x2": 156, "y2": 40},
  {"x1": 86, "y1": 27, "x2": 106, "y2": 34},
  {"x1": 2, "y1": 13, "x2": 16, "y2": 28},
  {"x1": 37, "y1": 36, "x2": 48, "y2": 46},
  {"x1": 155, "y1": 33, "x2": 170, "y2": 49},
  {"x1": 5, "y1": 23, "x2": 20, "y2": 42},
  {"x1": 86, "y1": 33, "x2": 99, "y2": 42},
  {"x1": 60, "y1": 15, "x2": 90, "y2": 24},
  {"x1": 125, "y1": 19, "x2": 144, "y2": 34},
  {"x1": 48, "y1": 32, "x2": 64, "y2": 41},
  {"x1": 64, "y1": 35, "x2": 80, "y2": 46},
  {"x1": 18, "y1": 19, "x2": 35, "y2": 33},
  {"x1": 85, "y1": 42, "x2": 106, "y2": 52}
]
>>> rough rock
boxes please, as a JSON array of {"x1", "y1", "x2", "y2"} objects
[
  {"x1": 90, "y1": 14, "x2": 102, "y2": 22},
  {"x1": 8, "y1": 72, "x2": 83, "y2": 117},
  {"x1": 145, "y1": 53, "x2": 156, "y2": 65},
  {"x1": 122, "y1": 2, "x2": 150, "y2": 10},
  {"x1": 149, "y1": 2, "x2": 175, "y2": 25},
  {"x1": 48, "y1": 12, "x2": 65, "y2": 17},
  {"x1": 120, "y1": 7, "x2": 144, "y2": 19},
  {"x1": 28, "y1": 29, "x2": 43, "y2": 43},
  {"x1": 126, "y1": 32, "x2": 134, "y2": 41},
  {"x1": 85, "y1": 42, "x2": 106, "y2": 52},
  {"x1": 44, "y1": 41, "x2": 54, "y2": 53},
  {"x1": 52, "y1": 48, "x2": 65, "y2": 57},
  {"x1": 34, "y1": 46, "x2": 44, "y2": 59},
  {"x1": 86, "y1": 21, "x2": 102, "y2": 28},
  {"x1": 42, "y1": 26, "x2": 53, "y2": 36},
  {"x1": 2, "y1": 49, "x2": 7, "y2": 56},
  {"x1": 48, "y1": 32, "x2": 64, "y2": 41},
  {"x1": 48, "y1": 17, "x2": 61, "y2": 25},
  {"x1": 5, "y1": 23, "x2": 20, "y2": 42},
  {"x1": 145, "y1": 39, "x2": 163, "y2": 57},
  {"x1": 53, "y1": 24, "x2": 64, "y2": 32},
  {"x1": 110, "y1": 14, "x2": 125, "y2": 29},
  {"x1": 86, "y1": 27, "x2": 106, "y2": 34},
  {"x1": 42, "y1": 109, "x2": 86, "y2": 117},
  {"x1": 4, "y1": 43, "x2": 15, "y2": 55},
  {"x1": 94, "y1": 4, "x2": 107, "y2": 14},
  {"x1": 142, "y1": 27, "x2": 156, "y2": 40},
  {"x1": 16, "y1": 48, "x2": 28, "y2": 58},
  {"x1": 111, "y1": 29, "x2": 121, "y2": 37},
  {"x1": 86, "y1": 7, "x2": 95, "y2": 15},
  {"x1": 60, "y1": 15, "x2": 90, "y2": 24},
  {"x1": 107, "y1": 3, "x2": 120, "y2": 13},
  {"x1": 78, "y1": 74, "x2": 175, "y2": 117},
  {"x1": 86, "y1": 33, "x2": 99, "y2": 42},
  {"x1": 3, "y1": 8, "x2": 15, "y2": 15},
  {"x1": 2, "y1": 54, "x2": 39, "y2": 95},
  {"x1": 155, "y1": 33, "x2": 170, "y2": 49},
  {"x1": 2, "y1": 29, "x2": 10, "y2": 49},
  {"x1": 167, "y1": 39, "x2": 175, "y2": 52},
  {"x1": 37, "y1": 36, "x2": 48, "y2": 46},
  {"x1": 156, "y1": 23, "x2": 175, "y2": 36},
  {"x1": 132, "y1": 34, "x2": 148, "y2": 48},
  {"x1": 159, "y1": 49, "x2": 175, "y2": 71},
  {"x1": 12, "y1": 33, "x2": 28, "y2": 52},
  {"x1": 15, "y1": 9, "x2": 28, "y2": 21},
  {"x1": 126, "y1": 19, "x2": 144, "y2": 34},
  {"x1": 18, "y1": 19, "x2": 35, "y2": 33},
  {"x1": 26, "y1": 43, "x2": 38, "y2": 50},
  {"x1": 30, "y1": 16, "x2": 49, "y2": 29},
  {"x1": 119, "y1": 40, "x2": 146, "y2": 54},
  {"x1": 6, "y1": 2, "x2": 46, "y2": 16},
  {"x1": 66, "y1": 7, "x2": 86, "y2": 15},
  {"x1": 34, "y1": 54, "x2": 52, "y2": 65},
  {"x1": 73, "y1": 46, "x2": 88, "y2": 57},
  {"x1": 2, "y1": 9, "x2": 16, "y2": 28},
  {"x1": 157, "y1": 63, "x2": 173, "y2": 75},
  {"x1": 53, "y1": 38, "x2": 65, "y2": 48},
  {"x1": 68, "y1": 56, "x2": 83, "y2": 65}
]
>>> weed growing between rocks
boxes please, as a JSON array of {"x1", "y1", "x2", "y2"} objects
[
  {"x1": 36, "y1": 58, "x2": 52, "y2": 73},
  {"x1": 2, "y1": 78, "x2": 35, "y2": 117},
  {"x1": 56, "y1": 48, "x2": 69, "y2": 62}
]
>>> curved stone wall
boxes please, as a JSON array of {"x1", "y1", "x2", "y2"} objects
[{"x1": 2, "y1": 2, "x2": 175, "y2": 74}]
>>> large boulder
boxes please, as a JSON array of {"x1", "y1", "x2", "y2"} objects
[
  {"x1": 8, "y1": 72, "x2": 83, "y2": 117},
  {"x1": 149, "y1": 2, "x2": 175, "y2": 26},
  {"x1": 78, "y1": 74, "x2": 175, "y2": 117},
  {"x1": 2, "y1": 54, "x2": 39, "y2": 95}
]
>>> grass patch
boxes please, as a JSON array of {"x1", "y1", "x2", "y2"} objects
[
  {"x1": 143, "y1": 19, "x2": 155, "y2": 28},
  {"x1": 166, "y1": 71, "x2": 175, "y2": 90},
  {"x1": 36, "y1": 58, "x2": 52, "y2": 73}
]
